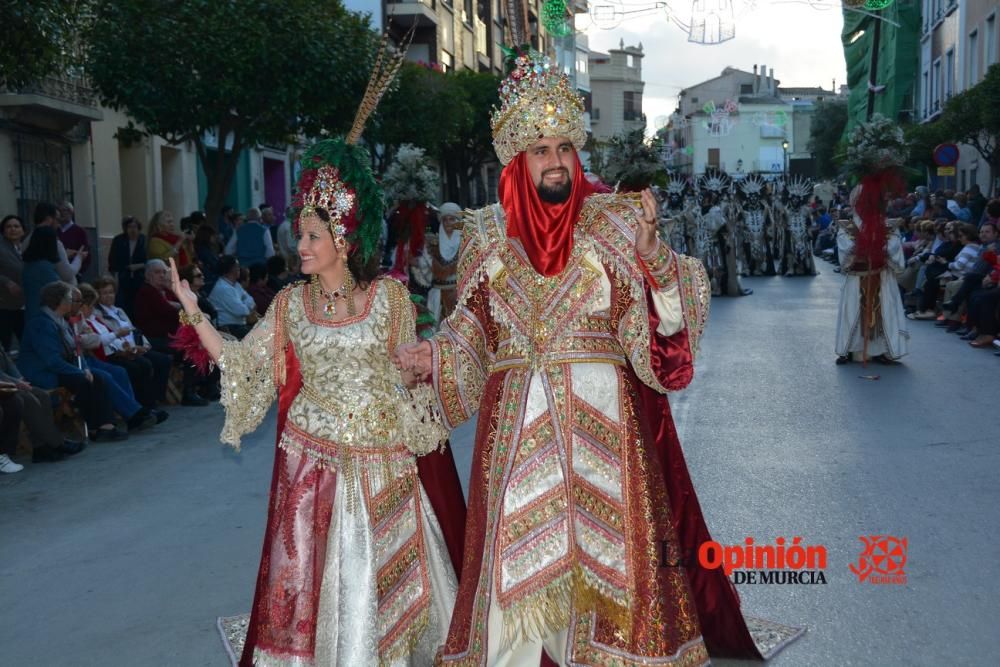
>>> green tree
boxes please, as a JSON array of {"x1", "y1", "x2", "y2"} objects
[
  {"x1": 440, "y1": 70, "x2": 501, "y2": 204},
  {"x1": 807, "y1": 99, "x2": 849, "y2": 179},
  {"x1": 0, "y1": 0, "x2": 90, "y2": 89},
  {"x1": 940, "y1": 63, "x2": 1000, "y2": 194},
  {"x1": 85, "y1": 0, "x2": 376, "y2": 221}
]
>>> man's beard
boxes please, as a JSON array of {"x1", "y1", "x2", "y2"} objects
[{"x1": 537, "y1": 171, "x2": 572, "y2": 204}]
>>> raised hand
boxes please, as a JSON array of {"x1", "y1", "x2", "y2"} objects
[
  {"x1": 168, "y1": 257, "x2": 200, "y2": 313},
  {"x1": 393, "y1": 341, "x2": 433, "y2": 381},
  {"x1": 637, "y1": 188, "x2": 662, "y2": 257}
]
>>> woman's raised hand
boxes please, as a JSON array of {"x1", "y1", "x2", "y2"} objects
[{"x1": 168, "y1": 257, "x2": 200, "y2": 313}]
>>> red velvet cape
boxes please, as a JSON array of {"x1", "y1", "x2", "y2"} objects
[{"x1": 238, "y1": 343, "x2": 467, "y2": 666}]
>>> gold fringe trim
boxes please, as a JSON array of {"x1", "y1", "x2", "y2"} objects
[
  {"x1": 499, "y1": 565, "x2": 632, "y2": 649},
  {"x1": 379, "y1": 606, "x2": 429, "y2": 666}
]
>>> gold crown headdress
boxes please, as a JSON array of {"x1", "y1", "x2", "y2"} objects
[
  {"x1": 292, "y1": 29, "x2": 413, "y2": 257},
  {"x1": 490, "y1": 49, "x2": 586, "y2": 165}
]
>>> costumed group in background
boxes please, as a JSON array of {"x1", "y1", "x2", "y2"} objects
[{"x1": 171, "y1": 39, "x2": 804, "y2": 666}]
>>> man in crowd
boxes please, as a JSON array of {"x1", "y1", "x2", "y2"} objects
[
  {"x1": 57, "y1": 201, "x2": 90, "y2": 275},
  {"x1": 208, "y1": 255, "x2": 258, "y2": 339},
  {"x1": 29, "y1": 202, "x2": 84, "y2": 284},
  {"x1": 224, "y1": 206, "x2": 274, "y2": 269}
]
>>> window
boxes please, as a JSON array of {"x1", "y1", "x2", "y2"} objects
[
  {"x1": 463, "y1": 0, "x2": 473, "y2": 25},
  {"x1": 740, "y1": 83, "x2": 753, "y2": 94},
  {"x1": 691, "y1": 96, "x2": 699, "y2": 104},
  {"x1": 970, "y1": 167, "x2": 978, "y2": 188},
  {"x1": 592, "y1": 108, "x2": 600, "y2": 120},
  {"x1": 987, "y1": 14, "x2": 998, "y2": 66},
  {"x1": 945, "y1": 48, "x2": 955, "y2": 98},
  {"x1": 623, "y1": 91, "x2": 640, "y2": 121},
  {"x1": 707, "y1": 148, "x2": 720, "y2": 168},
  {"x1": 960, "y1": 169, "x2": 966, "y2": 191},
  {"x1": 968, "y1": 30, "x2": 979, "y2": 85},
  {"x1": 932, "y1": 58, "x2": 941, "y2": 111},
  {"x1": 922, "y1": 70, "x2": 929, "y2": 117},
  {"x1": 441, "y1": 51, "x2": 453, "y2": 72}
]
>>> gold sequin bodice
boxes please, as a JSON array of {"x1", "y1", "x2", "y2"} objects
[{"x1": 285, "y1": 282, "x2": 401, "y2": 446}]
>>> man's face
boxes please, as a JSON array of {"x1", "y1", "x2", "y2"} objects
[
  {"x1": 261, "y1": 208, "x2": 275, "y2": 224},
  {"x1": 148, "y1": 264, "x2": 168, "y2": 289},
  {"x1": 69, "y1": 290, "x2": 82, "y2": 316},
  {"x1": 980, "y1": 224, "x2": 997, "y2": 244},
  {"x1": 525, "y1": 136, "x2": 575, "y2": 204},
  {"x1": 58, "y1": 205, "x2": 72, "y2": 223}
]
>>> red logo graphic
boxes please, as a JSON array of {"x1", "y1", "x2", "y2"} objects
[{"x1": 849, "y1": 535, "x2": 908, "y2": 584}]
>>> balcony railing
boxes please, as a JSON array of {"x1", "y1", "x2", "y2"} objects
[{"x1": 2, "y1": 72, "x2": 97, "y2": 108}]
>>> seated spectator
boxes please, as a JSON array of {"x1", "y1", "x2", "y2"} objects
[
  {"x1": 133, "y1": 260, "x2": 207, "y2": 407},
  {"x1": 899, "y1": 220, "x2": 936, "y2": 296},
  {"x1": 266, "y1": 254, "x2": 293, "y2": 292},
  {"x1": 147, "y1": 210, "x2": 194, "y2": 268},
  {"x1": 985, "y1": 199, "x2": 1000, "y2": 229},
  {"x1": 178, "y1": 264, "x2": 218, "y2": 325},
  {"x1": 224, "y1": 207, "x2": 274, "y2": 269},
  {"x1": 79, "y1": 283, "x2": 168, "y2": 422},
  {"x1": 942, "y1": 222, "x2": 998, "y2": 328},
  {"x1": 0, "y1": 346, "x2": 83, "y2": 461},
  {"x1": 0, "y1": 389, "x2": 25, "y2": 472},
  {"x1": 17, "y1": 281, "x2": 128, "y2": 441},
  {"x1": 27, "y1": 202, "x2": 82, "y2": 284},
  {"x1": 107, "y1": 216, "x2": 147, "y2": 315},
  {"x1": 0, "y1": 214, "x2": 26, "y2": 350},
  {"x1": 21, "y1": 226, "x2": 62, "y2": 319},
  {"x1": 940, "y1": 223, "x2": 981, "y2": 283},
  {"x1": 57, "y1": 201, "x2": 91, "y2": 275},
  {"x1": 192, "y1": 224, "x2": 221, "y2": 291},
  {"x1": 247, "y1": 263, "x2": 275, "y2": 314},
  {"x1": 910, "y1": 221, "x2": 961, "y2": 319},
  {"x1": 965, "y1": 250, "x2": 1000, "y2": 348},
  {"x1": 208, "y1": 255, "x2": 258, "y2": 339},
  {"x1": 949, "y1": 193, "x2": 972, "y2": 223}
]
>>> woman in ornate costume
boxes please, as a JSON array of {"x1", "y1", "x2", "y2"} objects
[{"x1": 170, "y1": 49, "x2": 466, "y2": 665}]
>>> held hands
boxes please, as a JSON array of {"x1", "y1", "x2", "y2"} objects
[
  {"x1": 636, "y1": 188, "x2": 663, "y2": 257},
  {"x1": 393, "y1": 341, "x2": 433, "y2": 383},
  {"x1": 168, "y1": 257, "x2": 200, "y2": 314}
]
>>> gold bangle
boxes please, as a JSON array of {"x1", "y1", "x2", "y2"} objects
[{"x1": 179, "y1": 310, "x2": 203, "y2": 326}]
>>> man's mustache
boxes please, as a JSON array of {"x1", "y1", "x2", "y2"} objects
[{"x1": 543, "y1": 168, "x2": 569, "y2": 178}]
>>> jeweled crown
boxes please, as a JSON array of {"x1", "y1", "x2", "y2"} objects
[
  {"x1": 491, "y1": 50, "x2": 586, "y2": 165},
  {"x1": 298, "y1": 165, "x2": 355, "y2": 238}
]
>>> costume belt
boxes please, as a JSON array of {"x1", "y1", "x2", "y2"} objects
[
  {"x1": 491, "y1": 336, "x2": 627, "y2": 374},
  {"x1": 298, "y1": 382, "x2": 400, "y2": 445}
]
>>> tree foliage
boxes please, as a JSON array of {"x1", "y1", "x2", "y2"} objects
[
  {"x1": 0, "y1": 0, "x2": 89, "y2": 89},
  {"x1": 939, "y1": 63, "x2": 1000, "y2": 190},
  {"x1": 85, "y1": 0, "x2": 377, "y2": 220},
  {"x1": 807, "y1": 98, "x2": 849, "y2": 179}
]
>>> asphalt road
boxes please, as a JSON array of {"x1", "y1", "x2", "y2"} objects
[{"x1": 2, "y1": 266, "x2": 997, "y2": 666}]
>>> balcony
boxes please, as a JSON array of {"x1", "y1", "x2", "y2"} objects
[
  {"x1": 385, "y1": 0, "x2": 438, "y2": 28},
  {"x1": 0, "y1": 72, "x2": 103, "y2": 133}
]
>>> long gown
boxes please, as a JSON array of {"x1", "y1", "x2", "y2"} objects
[
  {"x1": 428, "y1": 194, "x2": 764, "y2": 665},
  {"x1": 215, "y1": 277, "x2": 464, "y2": 666}
]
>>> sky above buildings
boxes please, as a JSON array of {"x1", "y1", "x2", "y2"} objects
[{"x1": 583, "y1": 0, "x2": 849, "y2": 131}]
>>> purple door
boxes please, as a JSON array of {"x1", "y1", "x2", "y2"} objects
[{"x1": 263, "y1": 157, "x2": 287, "y2": 219}]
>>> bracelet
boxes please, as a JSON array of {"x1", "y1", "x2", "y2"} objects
[
  {"x1": 639, "y1": 241, "x2": 674, "y2": 286},
  {"x1": 179, "y1": 310, "x2": 204, "y2": 326}
]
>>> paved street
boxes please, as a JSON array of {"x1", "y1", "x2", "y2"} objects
[{"x1": 2, "y1": 266, "x2": 998, "y2": 666}]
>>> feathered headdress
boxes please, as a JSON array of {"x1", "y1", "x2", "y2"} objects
[
  {"x1": 697, "y1": 170, "x2": 730, "y2": 194},
  {"x1": 737, "y1": 173, "x2": 767, "y2": 196},
  {"x1": 291, "y1": 29, "x2": 413, "y2": 261},
  {"x1": 784, "y1": 175, "x2": 813, "y2": 200}
]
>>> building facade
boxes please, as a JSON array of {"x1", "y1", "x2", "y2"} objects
[
  {"x1": 588, "y1": 41, "x2": 645, "y2": 140},
  {"x1": 918, "y1": 0, "x2": 999, "y2": 193}
]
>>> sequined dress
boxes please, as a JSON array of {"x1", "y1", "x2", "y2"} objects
[{"x1": 217, "y1": 277, "x2": 458, "y2": 667}]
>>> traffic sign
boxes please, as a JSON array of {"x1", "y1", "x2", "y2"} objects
[
  {"x1": 933, "y1": 143, "x2": 960, "y2": 167},
  {"x1": 936, "y1": 166, "x2": 956, "y2": 176}
]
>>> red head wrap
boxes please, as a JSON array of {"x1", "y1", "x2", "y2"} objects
[{"x1": 499, "y1": 150, "x2": 596, "y2": 276}]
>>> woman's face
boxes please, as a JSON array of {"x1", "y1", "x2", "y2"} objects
[
  {"x1": 2, "y1": 218, "x2": 24, "y2": 243},
  {"x1": 80, "y1": 301, "x2": 94, "y2": 318},
  {"x1": 296, "y1": 215, "x2": 342, "y2": 276},
  {"x1": 161, "y1": 212, "x2": 175, "y2": 232},
  {"x1": 190, "y1": 268, "x2": 205, "y2": 291},
  {"x1": 98, "y1": 285, "x2": 116, "y2": 307},
  {"x1": 126, "y1": 220, "x2": 140, "y2": 239}
]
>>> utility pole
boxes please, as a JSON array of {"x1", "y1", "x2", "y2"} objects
[{"x1": 866, "y1": 10, "x2": 882, "y2": 121}]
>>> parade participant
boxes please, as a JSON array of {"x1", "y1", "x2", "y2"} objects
[
  {"x1": 779, "y1": 176, "x2": 817, "y2": 276},
  {"x1": 170, "y1": 42, "x2": 465, "y2": 665},
  {"x1": 835, "y1": 114, "x2": 910, "y2": 366},
  {"x1": 396, "y1": 49, "x2": 767, "y2": 665},
  {"x1": 734, "y1": 173, "x2": 773, "y2": 276},
  {"x1": 383, "y1": 144, "x2": 439, "y2": 293},
  {"x1": 426, "y1": 201, "x2": 462, "y2": 324},
  {"x1": 655, "y1": 174, "x2": 694, "y2": 255}
]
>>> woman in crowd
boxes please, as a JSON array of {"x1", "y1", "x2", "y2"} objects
[
  {"x1": 80, "y1": 282, "x2": 169, "y2": 422},
  {"x1": 20, "y1": 226, "x2": 62, "y2": 320},
  {"x1": 910, "y1": 220, "x2": 961, "y2": 319},
  {"x1": 147, "y1": 210, "x2": 194, "y2": 268},
  {"x1": 107, "y1": 216, "x2": 147, "y2": 314},
  {"x1": 0, "y1": 214, "x2": 26, "y2": 350}
]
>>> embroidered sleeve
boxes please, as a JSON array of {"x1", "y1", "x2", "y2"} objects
[
  {"x1": 385, "y1": 279, "x2": 449, "y2": 456},
  {"x1": 425, "y1": 211, "x2": 496, "y2": 429},
  {"x1": 217, "y1": 296, "x2": 280, "y2": 450}
]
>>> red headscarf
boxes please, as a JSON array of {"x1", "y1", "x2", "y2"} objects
[{"x1": 499, "y1": 150, "x2": 596, "y2": 276}]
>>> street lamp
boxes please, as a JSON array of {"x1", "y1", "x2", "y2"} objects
[{"x1": 781, "y1": 139, "x2": 789, "y2": 176}]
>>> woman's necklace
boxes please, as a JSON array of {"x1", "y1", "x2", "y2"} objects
[{"x1": 311, "y1": 273, "x2": 356, "y2": 318}]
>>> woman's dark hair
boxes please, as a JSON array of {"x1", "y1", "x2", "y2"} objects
[
  {"x1": 93, "y1": 276, "x2": 118, "y2": 293},
  {"x1": 1, "y1": 214, "x2": 23, "y2": 235},
  {"x1": 957, "y1": 223, "x2": 979, "y2": 243},
  {"x1": 178, "y1": 264, "x2": 202, "y2": 284},
  {"x1": 121, "y1": 216, "x2": 141, "y2": 233},
  {"x1": 193, "y1": 224, "x2": 216, "y2": 248},
  {"x1": 315, "y1": 207, "x2": 381, "y2": 285},
  {"x1": 986, "y1": 199, "x2": 1000, "y2": 219},
  {"x1": 248, "y1": 262, "x2": 268, "y2": 283},
  {"x1": 33, "y1": 202, "x2": 57, "y2": 225},
  {"x1": 217, "y1": 254, "x2": 239, "y2": 276},
  {"x1": 78, "y1": 283, "x2": 99, "y2": 307},
  {"x1": 22, "y1": 225, "x2": 60, "y2": 263},
  {"x1": 266, "y1": 254, "x2": 286, "y2": 276}
]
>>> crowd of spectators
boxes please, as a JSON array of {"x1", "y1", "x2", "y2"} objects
[
  {"x1": 0, "y1": 201, "x2": 299, "y2": 475},
  {"x1": 812, "y1": 184, "x2": 1000, "y2": 359}
]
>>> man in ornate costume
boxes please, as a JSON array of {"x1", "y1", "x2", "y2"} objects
[
  {"x1": 171, "y1": 44, "x2": 466, "y2": 666},
  {"x1": 733, "y1": 173, "x2": 774, "y2": 276},
  {"x1": 396, "y1": 50, "x2": 767, "y2": 666},
  {"x1": 777, "y1": 176, "x2": 817, "y2": 276},
  {"x1": 655, "y1": 174, "x2": 695, "y2": 256}
]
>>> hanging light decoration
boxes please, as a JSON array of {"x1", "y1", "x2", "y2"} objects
[
  {"x1": 688, "y1": 0, "x2": 736, "y2": 44},
  {"x1": 542, "y1": 0, "x2": 574, "y2": 36},
  {"x1": 863, "y1": 0, "x2": 895, "y2": 9}
]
